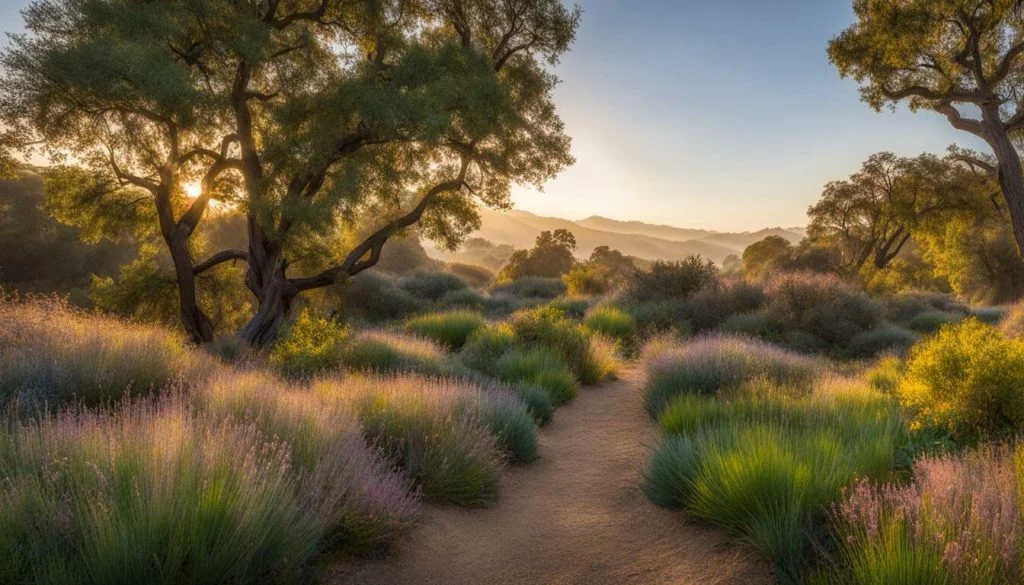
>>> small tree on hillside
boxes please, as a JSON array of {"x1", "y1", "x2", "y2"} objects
[
  {"x1": 829, "y1": 0, "x2": 1024, "y2": 253},
  {"x1": 497, "y1": 228, "x2": 577, "y2": 282},
  {"x1": 0, "y1": 0, "x2": 579, "y2": 345},
  {"x1": 742, "y1": 235, "x2": 794, "y2": 279}
]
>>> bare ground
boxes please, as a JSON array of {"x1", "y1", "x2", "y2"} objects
[{"x1": 326, "y1": 369, "x2": 774, "y2": 585}]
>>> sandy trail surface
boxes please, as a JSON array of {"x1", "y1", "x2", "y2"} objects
[{"x1": 327, "y1": 369, "x2": 774, "y2": 585}]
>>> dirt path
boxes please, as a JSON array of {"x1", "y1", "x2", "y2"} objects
[{"x1": 326, "y1": 369, "x2": 774, "y2": 585}]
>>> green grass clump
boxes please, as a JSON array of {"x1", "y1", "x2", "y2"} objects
[
  {"x1": 315, "y1": 375, "x2": 529, "y2": 506},
  {"x1": 584, "y1": 306, "x2": 636, "y2": 343},
  {"x1": 496, "y1": 349, "x2": 580, "y2": 406},
  {"x1": 645, "y1": 378, "x2": 902, "y2": 581},
  {"x1": 459, "y1": 326, "x2": 517, "y2": 376},
  {"x1": 507, "y1": 305, "x2": 593, "y2": 379},
  {"x1": 639, "y1": 334, "x2": 820, "y2": 416},
  {"x1": 0, "y1": 399, "x2": 322, "y2": 585},
  {"x1": 511, "y1": 382, "x2": 555, "y2": 426},
  {"x1": 341, "y1": 330, "x2": 451, "y2": 376},
  {"x1": 404, "y1": 311, "x2": 486, "y2": 351},
  {"x1": 0, "y1": 297, "x2": 218, "y2": 409},
  {"x1": 579, "y1": 335, "x2": 620, "y2": 384}
]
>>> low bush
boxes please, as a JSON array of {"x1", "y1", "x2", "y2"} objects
[
  {"x1": 341, "y1": 330, "x2": 452, "y2": 376},
  {"x1": 399, "y1": 272, "x2": 469, "y2": 302},
  {"x1": 0, "y1": 297, "x2": 218, "y2": 409},
  {"x1": 833, "y1": 446, "x2": 1024, "y2": 585},
  {"x1": 584, "y1": 306, "x2": 636, "y2": 343},
  {"x1": 645, "y1": 378, "x2": 901, "y2": 581},
  {"x1": 439, "y1": 288, "x2": 486, "y2": 310},
  {"x1": 763, "y1": 272, "x2": 882, "y2": 352},
  {"x1": 459, "y1": 326, "x2": 517, "y2": 376},
  {"x1": 884, "y1": 292, "x2": 969, "y2": 325},
  {"x1": 446, "y1": 263, "x2": 495, "y2": 289},
  {"x1": 639, "y1": 334, "x2": 820, "y2": 416},
  {"x1": 845, "y1": 326, "x2": 919, "y2": 359},
  {"x1": 907, "y1": 310, "x2": 963, "y2": 333},
  {"x1": 563, "y1": 262, "x2": 617, "y2": 296},
  {"x1": 619, "y1": 298, "x2": 692, "y2": 337},
  {"x1": 334, "y1": 272, "x2": 425, "y2": 323},
  {"x1": 546, "y1": 296, "x2": 591, "y2": 319},
  {"x1": 496, "y1": 349, "x2": 579, "y2": 405},
  {"x1": 404, "y1": 311, "x2": 486, "y2": 351},
  {"x1": 270, "y1": 309, "x2": 350, "y2": 378},
  {"x1": 685, "y1": 280, "x2": 767, "y2": 332},
  {"x1": 626, "y1": 257, "x2": 718, "y2": 302},
  {"x1": 506, "y1": 305, "x2": 591, "y2": 379},
  {"x1": 491, "y1": 277, "x2": 566, "y2": 300},
  {"x1": 971, "y1": 305, "x2": 1008, "y2": 325},
  {"x1": 314, "y1": 376, "x2": 526, "y2": 506},
  {"x1": 718, "y1": 311, "x2": 781, "y2": 340},
  {"x1": 897, "y1": 318, "x2": 1024, "y2": 441}
]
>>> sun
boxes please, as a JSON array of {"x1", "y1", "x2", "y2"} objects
[{"x1": 184, "y1": 182, "x2": 202, "y2": 198}]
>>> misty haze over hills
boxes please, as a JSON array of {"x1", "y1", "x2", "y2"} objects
[{"x1": 426, "y1": 208, "x2": 805, "y2": 267}]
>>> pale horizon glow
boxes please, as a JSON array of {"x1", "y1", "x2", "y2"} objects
[{"x1": 0, "y1": 0, "x2": 992, "y2": 233}]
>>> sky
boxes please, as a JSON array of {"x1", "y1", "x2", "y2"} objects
[{"x1": 0, "y1": 0, "x2": 991, "y2": 232}]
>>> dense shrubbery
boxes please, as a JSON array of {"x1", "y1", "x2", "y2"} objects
[
  {"x1": 0, "y1": 297, "x2": 218, "y2": 409},
  {"x1": 491, "y1": 276, "x2": 566, "y2": 300},
  {"x1": 762, "y1": 272, "x2": 881, "y2": 352},
  {"x1": 626, "y1": 257, "x2": 718, "y2": 302},
  {"x1": 639, "y1": 334, "x2": 820, "y2": 416},
  {"x1": 269, "y1": 309, "x2": 349, "y2": 378},
  {"x1": 897, "y1": 319, "x2": 1024, "y2": 441},
  {"x1": 399, "y1": 272, "x2": 469, "y2": 302}
]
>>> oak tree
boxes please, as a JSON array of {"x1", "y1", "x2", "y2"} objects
[
  {"x1": 1, "y1": 0, "x2": 579, "y2": 345},
  {"x1": 830, "y1": 0, "x2": 1024, "y2": 252}
]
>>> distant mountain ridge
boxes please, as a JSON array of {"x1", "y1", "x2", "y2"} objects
[{"x1": 426, "y1": 208, "x2": 804, "y2": 267}]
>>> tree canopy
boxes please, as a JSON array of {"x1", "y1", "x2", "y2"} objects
[
  {"x1": 830, "y1": 0, "x2": 1024, "y2": 253},
  {"x1": 497, "y1": 228, "x2": 577, "y2": 282},
  {"x1": 0, "y1": 0, "x2": 579, "y2": 344}
]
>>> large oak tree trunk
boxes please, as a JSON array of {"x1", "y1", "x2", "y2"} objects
[
  {"x1": 237, "y1": 220, "x2": 296, "y2": 347},
  {"x1": 982, "y1": 106, "x2": 1024, "y2": 254},
  {"x1": 168, "y1": 237, "x2": 215, "y2": 345}
]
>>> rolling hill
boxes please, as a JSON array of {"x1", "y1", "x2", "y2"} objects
[{"x1": 425, "y1": 208, "x2": 804, "y2": 267}]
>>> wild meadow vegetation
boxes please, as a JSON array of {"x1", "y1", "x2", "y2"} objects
[{"x1": 6, "y1": 0, "x2": 1024, "y2": 584}]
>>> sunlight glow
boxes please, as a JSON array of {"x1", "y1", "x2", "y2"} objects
[{"x1": 184, "y1": 182, "x2": 202, "y2": 198}]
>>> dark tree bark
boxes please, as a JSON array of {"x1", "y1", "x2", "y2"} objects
[{"x1": 980, "y1": 105, "x2": 1024, "y2": 253}]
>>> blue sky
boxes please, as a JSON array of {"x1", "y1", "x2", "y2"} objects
[{"x1": 0, "y1": 0, "x2": 988, "y2": 231}]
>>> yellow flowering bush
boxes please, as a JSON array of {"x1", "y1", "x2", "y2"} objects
[{"x1": 898, "y1": 318, "x2": 1024, "y2": 440}]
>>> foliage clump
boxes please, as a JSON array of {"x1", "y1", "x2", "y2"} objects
[
  {"x1": 405, "y1": 311, "x2": 486, "y2": 351},
  {"x1": 898, "y1": 318, "x2": 1024, "y2": 441}
]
